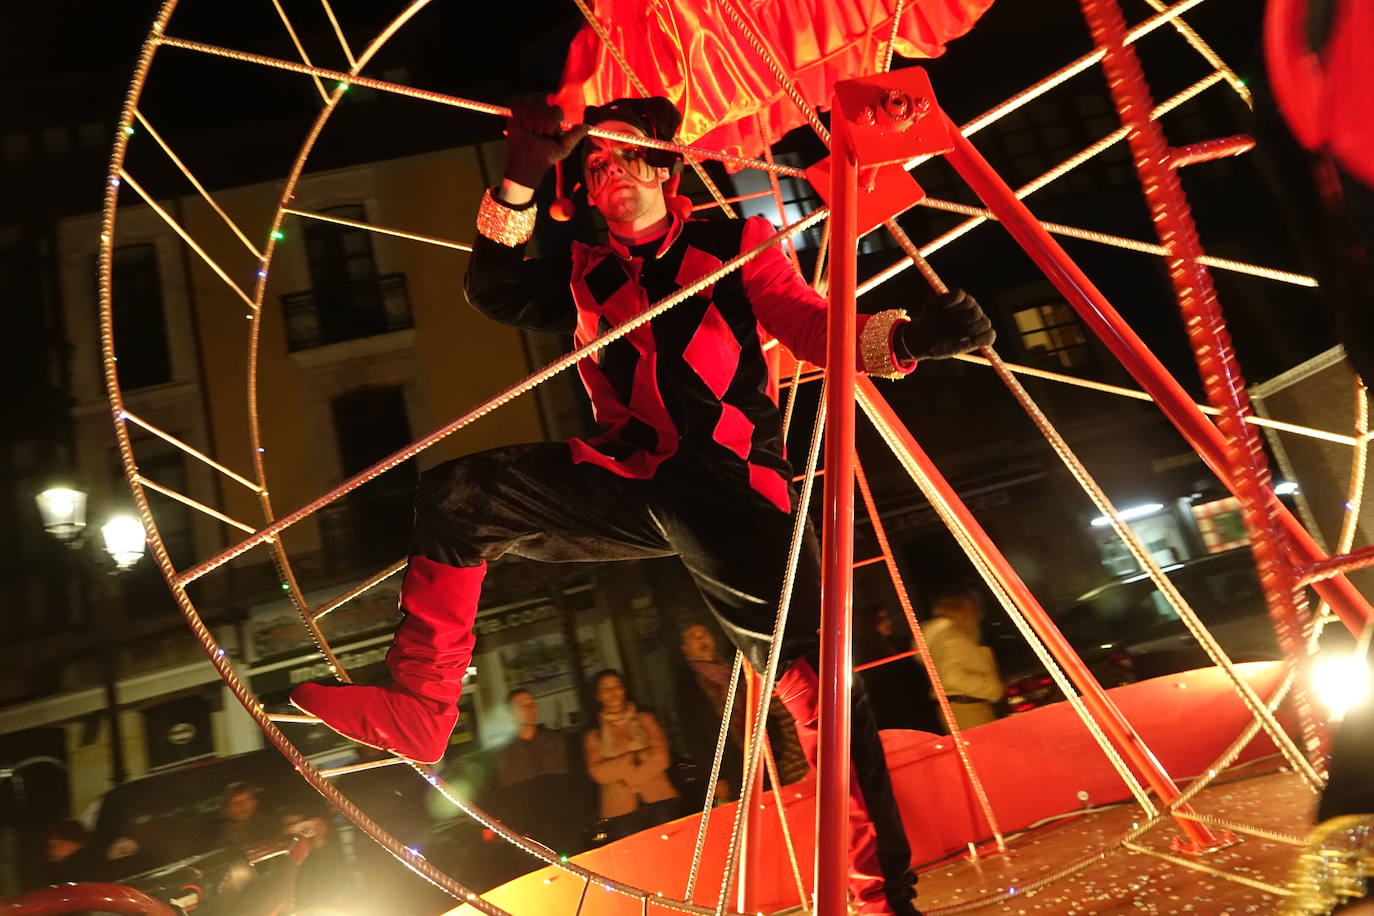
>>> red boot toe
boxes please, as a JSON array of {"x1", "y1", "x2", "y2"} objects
[{"x1": 290, "y1": 682, "x2": 456, "y2": 765}]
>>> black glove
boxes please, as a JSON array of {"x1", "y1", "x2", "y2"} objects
[
  {"x1": 504, "y1": 97, "x2": 589, "y2": 190},
  {"x1": 897, "y1": 288, "x2": 995, "y2": 360}
]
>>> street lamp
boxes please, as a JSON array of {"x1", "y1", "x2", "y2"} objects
[
  {"x1": 34, "y1": 486, "x2": 147, "y2": 786},
  {"x1": 102, "y1": 516, "x2": 148, "y2": 571},
  {"x1": 35, "y1": 487, "x2": 88, "y2": 543}
]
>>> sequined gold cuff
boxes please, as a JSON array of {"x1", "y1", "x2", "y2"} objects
[
  {"x1": 476, "y1": 188, "x2": 536, "y2": 247},
  {"x1": 1283, "y1": 815, "x2": 1374, "y2": 915},
  {"x1": 860, "y1": 308, "x2": 914, "y2": 379}
]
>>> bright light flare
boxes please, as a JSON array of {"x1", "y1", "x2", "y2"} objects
[
  {"x1": 1090, "y1": 502, "x2": 1164, "y2": 527},
  {"x1": 36, "y1": 486, "x2": 88, "y2": 541},
  {"x1": 1312, "y1": 652, "x2": 1372, "y2": 718},
  {"x1": 101, "y1": 515, "x2": 147, "y2": 569}
]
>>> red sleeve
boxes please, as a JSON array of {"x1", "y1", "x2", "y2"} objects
[{"x1": 738, "y1": 216, "x2": 914, "y2": 377}]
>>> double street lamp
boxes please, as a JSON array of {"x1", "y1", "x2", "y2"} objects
[
  {"x1": 34, "y1": 486, "x2": 148, "y2": 785},
  {"x1": 35, "y1": 488, "x2": 147, "y2": 570}
]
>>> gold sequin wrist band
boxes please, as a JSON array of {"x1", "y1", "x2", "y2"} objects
[
  {"x1": 476, "y1": 188, "x2": 537, "y2": 247},
  {"x1": 861, "y1": 308, "x2": 914, "y2": 379}
]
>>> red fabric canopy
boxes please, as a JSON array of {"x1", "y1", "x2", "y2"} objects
[{"x1": 552, "y1": 0, "x2": 995, "y2": 166}]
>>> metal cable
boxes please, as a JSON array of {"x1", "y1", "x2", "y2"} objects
[
  {"x1": 684, "y1": 651, "x2": 746, "y2": 901},
  {"x1": 1137, "y1": 0, "x2": 1251, "y2": 104},
  {"x1": 153, "y1": 35, "x2": 808, "y2": 178},
  {"x1": 568, "y1": 0, "x2": 740, "y2": 217},
  {"x1": 714, "y1": 387, "x2": 828, "y2": 915},
  {"x1": 856, "y1": 382, "x2": 1160, "y2": 816},
  {"x1": 853, "y1": 457, "x2": 1005, "y2": 848},
  {"x1": 880, "y1": 0, "x2": 908, "y2": 73},
  {"x1": 982, "y1": 347, "x2": 1323, "y2": 790},
  {"x1": 173, "y1": 209, "x2": 827, "y2": 586},
  {"x1": 762, "y1": 735, "x2": 812, "y2": 914},
  {"x1": 712, "y1": 0, "x2": 831, "y2": 145}
]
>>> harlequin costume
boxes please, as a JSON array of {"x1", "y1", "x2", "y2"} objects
[{"x1": 293, "y1": 96, "x2": 996, "y2": 916}]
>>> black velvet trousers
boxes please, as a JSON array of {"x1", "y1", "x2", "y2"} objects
[{"x1": 410, "y1": 442, "x2": 915, "y2": 901}]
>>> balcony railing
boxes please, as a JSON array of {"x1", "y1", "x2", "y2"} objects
[{"x1": 282, "y1": 272, "x2": 413, "y2": 351}]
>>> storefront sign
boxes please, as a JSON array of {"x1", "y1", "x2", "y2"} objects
[
  {"x1": 473, "y1": 602, "x2": 559, "y2": 637},
  {"x1": 250, "y1": 641, "x2": 392, "y2": 697},
  {"x1": 250, "y1": 580, "x2": 401, "y2": 661}
]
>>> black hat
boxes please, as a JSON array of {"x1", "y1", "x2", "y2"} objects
[{"x1": 583, "y1": 96, "x2": 683, "y2": 168}]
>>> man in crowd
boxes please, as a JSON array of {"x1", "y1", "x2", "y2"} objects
[
  {"x1": 675, "y1": 621, "x2": 809, "y2": 800},
  {"x1": 490, "y1": 688, "x2": 589, "y2": 855}
]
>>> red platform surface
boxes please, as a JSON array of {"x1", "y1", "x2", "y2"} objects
[{"x1": 450, "y1": 662, "x2": 1289, "y2": 915}]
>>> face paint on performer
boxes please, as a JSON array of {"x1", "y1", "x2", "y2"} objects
[
  {"x1": 582, "y1": 119, "x2": 671, "y2": 234},
  {"x1": 584, "y1": 139, "x2": 656, "y2": 198}
]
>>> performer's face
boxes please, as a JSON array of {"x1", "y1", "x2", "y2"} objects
[{"x1": 583, "y1": 120, "x2": 669, "y2": 226}]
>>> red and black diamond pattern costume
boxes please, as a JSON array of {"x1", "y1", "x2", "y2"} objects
[
  {"x1": 415, "y1": 210, "x2": 921, "y2": 913},
  {"x1": 446, "y1": 211, "x2": 912, "y2": 660}
]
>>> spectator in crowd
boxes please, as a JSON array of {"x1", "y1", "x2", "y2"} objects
[
  {"x1": 37, "y1": 819, "x2": 105, "y2": 886},
  {"x1": 674, "y1": 622, "x2": 809, "y2": 801},
  {"x1": 584, "y1": 669, "x2": 679, "y2": 841},
  {"x1": 924, "y1": 586, "x2": 1004, "y2": 730},
  {"x1": 490, "y1": 688, "x2": 591, "y2": 855},
  {"x1": 856, "y1": 607, "x2": 941, "y2": 733},
  {"x1": 275, "y1": 806, "x2": 353, "y2": 912},
  {"x1": 195, "y1": 781, "x2": 274, "y2": 852}
]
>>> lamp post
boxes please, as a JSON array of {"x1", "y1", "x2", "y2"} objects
[{"x1": 35, "y1": 486, "x2": 147, "y2": 786}]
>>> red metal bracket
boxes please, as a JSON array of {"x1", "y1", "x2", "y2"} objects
[
  {"x1": 832, "y1": 68, "x2": 952, "y2": 166},
  {"x1": 804, "y1": 159, "x2": 925, "y2": 237}
]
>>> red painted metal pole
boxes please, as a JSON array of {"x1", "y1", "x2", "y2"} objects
[
  {"x1": 816, "y1": 111, "x2": 859, "y2": 916},
  {"x1": 939, "y1": 114, "x2": 1374, "y2": 635},
  {"x1": 1077, "y1": 0, "x2": 1322, "y2": 767},
  {"x1": 856, "y1": 377, "x2": 1220, "y2": 849}
]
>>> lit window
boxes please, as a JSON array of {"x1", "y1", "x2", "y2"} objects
[
  {"x1": 1191, "y1": 496, "x2": 1250, "y2": 553},
  {"x1": 728, "y1": 151, "x2": 893, "y2": 254},
  {"x1": 1013, "y1": 301, "x2": 1089, "y2": 369}
]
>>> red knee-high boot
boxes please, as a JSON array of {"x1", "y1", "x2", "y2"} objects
[
  {"x1": 290, "y1": 556, "x2": 485, "y2": 765},
  {"x1": 776, "y1": 658, "x2": 913, "y2": 916}
]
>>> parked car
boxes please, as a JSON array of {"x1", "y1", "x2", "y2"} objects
[
  {"x1": 86, "y1": 742, "x2": 497, "y2": 910},
  {"x1": 90, "y1": 745, "x2": 354, "y2": 877},
  {"x1": 998, "y1": 548, "x2": 1332, "y2": 714}
]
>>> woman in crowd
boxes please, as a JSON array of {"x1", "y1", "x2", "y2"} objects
[{"x1": 583, "y1": 669, "x2": 680, "y2": 842}]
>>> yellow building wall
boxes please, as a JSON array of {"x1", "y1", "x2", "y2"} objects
[{"x1": 177, "y1": 146, "x2": 546, "y2": 563}]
